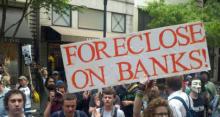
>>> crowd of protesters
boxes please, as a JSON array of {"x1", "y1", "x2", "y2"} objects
[{"x1": 0, "y1": 62, "x2": 220, "y2": 117}]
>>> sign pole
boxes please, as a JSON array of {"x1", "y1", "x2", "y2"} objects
[{"x1": 28, "y1": 65, "x2": 33, "y2": 86}]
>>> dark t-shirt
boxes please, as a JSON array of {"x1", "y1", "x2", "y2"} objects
[
  {"x1": 115, "y1": 85, "x2": 135, "y2": 117},
  {"x1": 51, "y1": 110, "x2": 88, "y2": 117},
  {"x1": 192, "y1": 96, "x2": 205, "y2": 117}
]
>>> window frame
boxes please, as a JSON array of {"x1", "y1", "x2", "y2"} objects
[
  {"x1": 111, "y1": 12, "x2": 126, "y2": 33},
  {"x1": 52, "y1": 6, "x2": 72, "y2": 27},
  {"x1": 78, "y1": 8, "x2": 104, "y2": 31}
]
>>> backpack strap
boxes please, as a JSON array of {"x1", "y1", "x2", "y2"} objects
[
  {"x1": 113, "y1": 107, "x2": 118, "y2": 117},
  {"x1": 171, "y1": 96, "x2": 190, "y2": 111}
]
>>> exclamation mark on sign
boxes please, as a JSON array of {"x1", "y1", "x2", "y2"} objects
[{"x1": 202, "y1": 49, "x2": 208, "y2": 67}]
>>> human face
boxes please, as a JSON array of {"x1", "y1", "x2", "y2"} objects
[
  {"x1": 154, "y1": 106, "x2": 169, "y2": 117},
  {"x1": 201, "y1": 73, "x2": 208, "y2": 83},
  {"x1": 42, "y1": 70, "x2": 48, "y2": 77},
  {"x1": 58, "y1": 87, "x2": 66, "y2": 95},
  {"x1": 103, "y1": 94, "x2": 114, "y2": 107},
  {"x1": 48, "y1": 78, "x2": 55, "y2": 85},
  {"x1": 191, "y1": 79, "x2": 201, "y2": 93},
  {"x1": 63, "y1": 100, "x2": 77, "y2": 117},
  {"x1": 19, "y1": 79, "x2": 27, "y2": 86},
  {"x1": 8, "y1": 94, "x2": 24, "y2": 115}
]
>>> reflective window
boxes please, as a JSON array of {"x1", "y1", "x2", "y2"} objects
[
  {"x1": 112, "y1": 13, "x2": 126, "y2": 33},
  {"x1": 78, "y1": 9, "x2": 103, "y2": 30},
  {"x1": 52, "y1": 7, "x2": 71, "y2": 27}
]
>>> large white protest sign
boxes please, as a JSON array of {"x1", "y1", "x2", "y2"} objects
[
  {"x1": 61, "y1": 22, "x2": 210, "y2": 93},
  {"x1": 22, "y1": 45, "x2": 32, "y2": 65}
]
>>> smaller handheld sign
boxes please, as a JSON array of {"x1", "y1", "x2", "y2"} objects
[{"x1": 22, "y1": 45, "x2": 32, "y2": 65}]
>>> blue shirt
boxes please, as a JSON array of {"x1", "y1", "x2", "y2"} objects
[
  {"x1": 51, "y1": 110, "x2": 88, "y2": 117},
  {"x1": 0, "y1": 87, "x2": 10, "y2": 115}
]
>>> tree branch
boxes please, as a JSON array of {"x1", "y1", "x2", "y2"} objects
[
  {"x1": 0, "y1": 0, "x2": 8, "y2": 39},
  {"x1": 12, "y1": 0, "x2": 33, "y2": 39},
  {"x1": 3, "y1": 1, "x2": 46, "y2": 34}
]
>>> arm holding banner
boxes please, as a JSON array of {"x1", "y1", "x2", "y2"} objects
[{"x1": 133, "y1": 80, "x2": 157, "y2": 117}]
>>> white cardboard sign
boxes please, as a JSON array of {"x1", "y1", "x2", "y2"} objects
[
  {"x1": 61, "y1": 22, "x2": 210, "y2": 93},
  {"x1": 22, "y1": 45, "x2": 32, "y2": 65}
]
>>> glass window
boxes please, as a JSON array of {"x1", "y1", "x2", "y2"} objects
[
  {"x1": 52, "y1": 7, "x2": 71, "y2": 27},
  {"x1": 78, "y1": 9, "x2": 103, "y2": 30},
  {"x1": 112, "y1": 13, "x2": 126, "y2": 33}
]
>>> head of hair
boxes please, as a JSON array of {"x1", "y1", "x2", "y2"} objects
[
  {"x1": 200, "y1": 71, "x2": 209, "y2": 79},
  {"x1": 144, "y1": 97, "x2": 172, "y2": 117},
  {"x1": 102, "y1": 87, "x2": 116, "y2": 97},
  {"x1": 166, "y1": 76, "x2": 183, "y2": 91},
  {"x1": 4, "y1": 89, "x2": 26, "y2": 111},
  {"x1": 45, "y1": 76, "x2": 56, "y2": 88},
  {"x1": 61, "y1": 93, "x2": 77, "y2": 105}
]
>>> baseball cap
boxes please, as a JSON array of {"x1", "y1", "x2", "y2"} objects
[
  {"x1": 52, "y1": 71, "x2": 59, "y2": 75},
  {"x1": 18, "y1": 76, "x2": 28, "y2": 80},
  {"x1": 56, "y1": 80, "x2": 64, "y2": 87}
]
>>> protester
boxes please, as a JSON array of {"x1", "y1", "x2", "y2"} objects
[
  {"x1": 166, "y1": 76, "x2": 194, "y2": 117},
  {"x1": 189, "y1": 77, "x2": 205, "y2": 117},
  {"x1": 52, "y1": 71, "x2": 61, "y2": 81},
  {"x1": 1, "y1": 75, "x2": 11, "y2": 88},
  {"x1": 144, "y1": 97, "x2": 173, "y2": 117},
  {"x1": 115, "y1": 84, "x2": 136, "y2": 117},
  {"x1": 44, "y1": 86, "x2": 63, "y2": 117},
  {"x1": 89, "y1": 91, "x2": 101, "y2": 115},
  {"x1": 56, "y1": 80, "x2": 67, "y2": 95},
  {"x1": 40, "y1": 67, "x2": 48, "y2": 84},
  {"x1": 4, "y1": 89, "x2": 26, "y2": 117},
  {"x1": 51, "y1": 93, "x2": 88, "y2": 117},
  {"x1": 200, "y1": 71, "x2": 219, "y2": 116},
  {"x1": 0, "y1": 80, "x2": 10, "y2": 115},
  {"x1": 17, "y1": 75, "x2": 33, "y2": 117},
  {"x1": 133, "y1": 80, "x2": 160, "y2": 117},
  {"x1": 38, "y1": 76, "x2": 56, "y2": 115},
  {"x1": 92, "y1": 88, "x2": 125, "y2": 117}
]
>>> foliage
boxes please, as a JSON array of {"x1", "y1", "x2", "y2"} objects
[
  {"x1": 0, "y1": 0, "x2": 83, "y2": 39},
  {"x1": 142, "y1": 0, "x2": 220, "y2": 47}
]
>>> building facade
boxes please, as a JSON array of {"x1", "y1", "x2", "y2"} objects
[
  {"x1": 0, "y1": 0, "x2": 33, "y2": 84},
  {"x1": 39, "y1": 0, "x2": 136, "y2": 76}
]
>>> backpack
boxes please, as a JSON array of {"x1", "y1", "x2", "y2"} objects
[
  {"x1": 171, "y1": 96, "x2": 195, "y2": 117},
  {"x1": 100, "y1": 107, "x2": 118, "y2": 117}
]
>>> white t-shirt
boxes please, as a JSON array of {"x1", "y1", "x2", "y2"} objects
[
  {"x1": 19, "y1": 86, "x2": 31, "y2": 108},
  {"x1": 92, "y1": 107, "x2": 125, "y2": 117},
  {"x1": 168, "y1": 90, "x2": 193, "y2": 117}
]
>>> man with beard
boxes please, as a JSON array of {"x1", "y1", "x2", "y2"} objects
[
  {"x1": 92, "y1": 88, "x2": 125, "y2": 117},
  {"x1": 4, "y1": 89, "x2": 26, "y2": 117}
]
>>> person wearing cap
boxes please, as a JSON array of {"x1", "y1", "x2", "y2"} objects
[
  {"x1": 0, "y1": 80, "x2": 10, "y2": 115},
  {"x1": 44, "y1": 80, "x2": 67, "y2": 117},
  {"x1": 17, "y1": 75, "x2": 33, "y2": 117},
  {"x1": 56, "y1": 80, "x2": 66, "y2": 95},
  {"x1": 52, "y1": 71, "x2": 61, "y2": 81}
]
